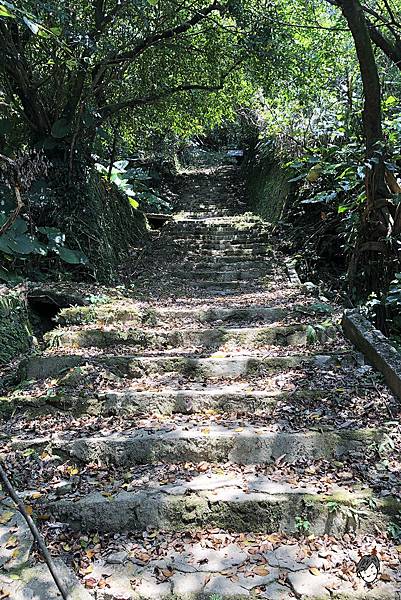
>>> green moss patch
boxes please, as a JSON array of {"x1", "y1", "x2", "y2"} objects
[{"x1": 0, "y1": 288, "x2": 32, "y2": 365}]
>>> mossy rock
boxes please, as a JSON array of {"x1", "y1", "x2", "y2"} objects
[{"x1": 0, "y1": 287, "x2": 32, "y2": 365}]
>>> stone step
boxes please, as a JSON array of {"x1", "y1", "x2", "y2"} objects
[
  {"x1": 173, "y1": 269, "x2": 270, "y2": 282},
  {"x1": 173, "y1": 232, "x2": 269, "y2": 242},
  {"x1": 46, "y1": 531, "x2": 401, "y2": 600},
  {"x1": 191, "y1": 280, "x2": 259, "y2": 290},
  {"x1": 47, "y1": 425, "x2": 381, "y2": 467},
  {"x1": 178, "y1": 210, "x2": 238, "y2": 218},
  {"x1": 22, "y1": 352, "x2": 351, "y2": 381},
  {"x1": 190, "y1": 260, "x2": 270, "y2": 271},
  {"x1": 45, "y1": 324, "x2": 334, "y2": 351},
  {"x1": 185, "y1": 254, "x2": 273, "y2": 264},
  {"x1": 175, "y1": 216, "x2": 263, "y2": 225},
  {"x1": 95, "y1": 387, "x2": 323, "y2": 416},
  {"x1": 174, "y1": 231, "x2": 269, "y2": 241},
  {"x1": 48, "y1": 472, "x2": 394, "y2": 535},
  {"x1": 172, "y1": 224, "x2": 266, "y2": 234},
  {"x1": 186, "y1": 247, "x2": 271, "y2": 258},
  {"x1": 57, "y1": 304, "x2": 312, "y2": 327},
  {"x1": 182, "y1": 241, "x2": 270, "y2": 251}
]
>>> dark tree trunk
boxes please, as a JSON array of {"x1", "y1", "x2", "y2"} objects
[{"x1": 337, "y1": 0, "x2": 394, "y2": 297}]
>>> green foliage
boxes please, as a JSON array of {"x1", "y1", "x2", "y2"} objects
[
  {"x1": 0, "y1": 214, "x2": 88, "y2": 283},
  {"x1": 388, "y1": 518, "x2": 401, "y2": 541},
  {"x1": 385, "y1": 273, "x2": 401, "y2": 309},
  {"x1": 95, "y1": 161, "x2": 171, "y2": 212},
  {"x1": 294, "y1": 515, "x2": 311, "y2": 533},
  {"x1": 0, "y1": 0, "x2": 271, "y2": 156}
]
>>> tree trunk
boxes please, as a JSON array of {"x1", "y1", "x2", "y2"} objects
[{"x1": 337, "y1": 0, "x2": 394, "y2": 297}]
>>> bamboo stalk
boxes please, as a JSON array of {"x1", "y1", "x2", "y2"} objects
[{"x1": 0, "y1": 462, "x2": 70, "y2": 600}]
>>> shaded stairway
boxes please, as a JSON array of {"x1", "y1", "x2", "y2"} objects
[{"x1": 1, "y1": 166, "x2": 401, "y2": 599}]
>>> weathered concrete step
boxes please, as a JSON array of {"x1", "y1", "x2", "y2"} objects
[
  {"x1": 172, "y1": 224, "x2": 267, "y2": 234},
  {"x1": 174, "y1": 269, "x2": 270, "y2": 282},
  {"x1": 49, "y1": 476, "x2": 395, "y2": 535},
  {"x1": 191, "y1": 280, "x2": 258, "y2": 290},
  {"x1": 187, "y1": 247, "x2": 271, "y2": 258},
  {"x1": 190, "y1": 260, "x2": 270, "y2": 271},
  {"x1": 185, "y1": 254, "x2": 273, "y2": 265},
  {"x1": 174, "y1": 232, "x2": 269, "y2": 243},
  {"x1": 178, "y1": 210, "x2": 238, "y2": 218},
  {"x1": 22, "y1": 352, "x2": 351, "y2": 381},
  {"x1": 55, "y1": 534, "x2": 401, "y2": 600},
  {"x1": 175, "y1": 216, "x2": 263, "y2": 225},
  {"x1": 174, "y1": 231, "x2": 269, "y2": 241},
  {"x1": 182, "y1": 241, "x2": 270, "y2": 251},
  {"x1": 96, "y1": 387, "x2": 323, "y2": 416},
  {"x1": 57, "y1": 304, "x2": 310, "y2": 327},
  {"x1": 45, "y1": 324, "x2": 334, "y2": 350},
  {"x1": 49, "y1": 426, "x2": 382, "y2": 466},
  {"x1": 0, "y1": 558, "x2": 92, "y2": 600}
]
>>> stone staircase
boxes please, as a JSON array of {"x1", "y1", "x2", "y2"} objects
[{"x1": 1, "y1": 166, "x2": 401, "y2": 599}]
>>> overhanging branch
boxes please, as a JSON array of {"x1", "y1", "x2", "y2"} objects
[
  {"x1": 99, "y1": 57, "x2": 241, "y2": 120},
  {"x1": 103, "y1": 0, "x2": 222, "y2": 66},
  {"x1": 100, "y1": 82, "x2": 223, "y2": 119}
]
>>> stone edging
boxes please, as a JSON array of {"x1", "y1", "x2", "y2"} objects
[
  {"x1": 284, "y1": 259, "x2": 302, "y2": 286},
  {"x1": 342, "y1": 309, "x2": 401, "y2": 400}
]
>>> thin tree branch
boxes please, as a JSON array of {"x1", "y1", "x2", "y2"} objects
[
  {"x1": 367, "y1": 20, "x2": 401, "y2": 69},
  {"x1": 104, "y1": 1, "x2": 222, "y2": 65},
  {"x1": 270, "y1": 17, "x2": 347, "y2": 32},
  {"x1": 99, "y1": 55, "x2": 241, "y2": 120},
  {"x1": 0, "y1": 461, "x2": 71, "y2": 600},
  {"x1": 100, "y1": 82, "x2": 223, "y2": 119}
]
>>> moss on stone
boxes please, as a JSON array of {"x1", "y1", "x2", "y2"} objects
[
  {"x1": 209, "y1": 500, "x2": 284, "y2": 532},
  {"x1": 0, "y1": 289, "x2": 32, "y2": 365},
  {"x1": 57, "y1": 303, "x2": 141, "y2": 326},
  {"x1": 242, "y1": 143, "x2": 292, "y2": 224}
]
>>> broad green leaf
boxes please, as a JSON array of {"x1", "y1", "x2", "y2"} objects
[
  {"x1": 37, "y1": 227, "x2": 65, "y2": 244},
  {"x1": 12, "y1": 218, "x2": 28, "y2": 234},
  {"x1": 129, "y1": 198, "x2": 139, "y2": 209},
  {"x1": 57, "y1": 246, "x2": 88, "y2": 265}
]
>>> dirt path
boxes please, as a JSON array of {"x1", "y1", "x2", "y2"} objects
[{"x1": 1, "y1": 166, "x2": 400, "y2": 599}]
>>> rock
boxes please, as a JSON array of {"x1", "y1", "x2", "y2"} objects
[
  {"x1": 136, "y1": 573, "x2": 171, "y2": 598},
  {"x1": 204, "y1": 574, "x2": 249, "y2": 596},
  {"x1": 106, "y1": 551, "x2": 128, "y2": 564},
  {"x1": 287, "y1": 570, "x2": 334, "y2": 597},
  {"x1": 54, "y1": 479, "x2": 74, "y2": 496},
  {"x1": 236, "y1": 567, "x2": 279, "y2": 590},
  {"x1": 303, "y1": 281, "x2": 319, "y2": 293},
  {"x1": 171, "y1": 571, "x2": 206, "y2": 595},
  {"x1": 190, "y1": 543, "x2": 247, "y2": 572},
  {"x1": 0, "y1": 502, "x2": 33, "y2": 571},
  {"x1": 264, "y1": 544, "x2": 306, "y2": 572},
  {"x1": 0, "y1": 559, "x2": 92, "y2": 599},
  {"x1": 313, "y1": 354, "x2": 334, "y2": 368},
  {"x1": 58, "y1": 365, "x2": 91, "y2": 386},
  {"x1": 167, "y1": 553, "x2": 197, "y2": 573},
  {"x1": 262, "y1": 582, "x2": 293, "y2": 599}
]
